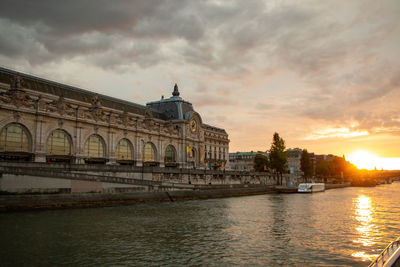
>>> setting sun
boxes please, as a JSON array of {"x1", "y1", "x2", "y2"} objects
[{"x1": 347, "y1": 150, "x2": 400, "y2": 170}]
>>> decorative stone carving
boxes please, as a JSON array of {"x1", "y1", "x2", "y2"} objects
[
  {"x1": 116, "y1": 110, "x2": 128, "y2": 127},
  {"x1": 46, "y1": 96, "x2": 74, "y2": 116},
  {"x1": 136, "y1": 119, "x2": 143, "y2": 130},
  {"x1": 144, "y1": 118, "x2": 156, "y2": 131},
  {"x1": 162, "y1": 122, "x2": 179, "y2": 136},
  {"x1": 107, "y1": 112, "x2": 116, "y2": 124},
  {"x1": 12, "y1": 89, "x2": 35, "y2": 108},
  {"x1": 0, "y1": 91, "x2": 12, "y2": 104},
  {"x1": 126, "y1": 116, "x2": 136, "y2": 127},
  {"x1": 11, "y1": 75, "x2": 23, "y2": 90},
  {"x1": 91, "y1": 94, "x2": 102, "y2": 109},
  {"x1": 77, "y1": 106, "x2": 85, "y2": 118},
  {"x1": 36, "y1": 95, "x2": 46, "y2": 111},
  {"x1": 13, "y1": 111, "x2": 21, "y2": 122},
  {"x1": 0, "y1": 76, "x2": 35, "y2": 108},
  {"x1": 144, "y1": 108, "x2": 152, "y2": 119},
  {"x1": 85, "y1": 95, "x2": 107, "y2": 122},
  {"x1": 58, "y1": 118, "x2": 64, "y2": 128}
]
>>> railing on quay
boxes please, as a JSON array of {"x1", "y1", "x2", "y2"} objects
[
  {"x1": 0, "y1": 161, "x2": 272, "y2": 177},
  {"x1": 369, "y1": 237, "x2": 400, "y2": 267},
  {"x1": 0, "y1": 164, "x2": 275, "y2": 190}
]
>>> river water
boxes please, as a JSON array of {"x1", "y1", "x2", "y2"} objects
[{"x1": 1, "y1": 182, "x2": 400, "y2": 266}]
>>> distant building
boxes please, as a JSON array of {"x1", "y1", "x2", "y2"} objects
[
  {"x1": 229, "y1": 151, "x2": 268, "y2": 171},
  {"x1": 286, "y1": 148, "x2": 302, "y2": 175},
  {"x1": 316, "y1": 154, "x2": 334, "y2": 164},
  {"x1": 286, "y1": 148, "x2": 316, "y2": 176},
  {"x1": 309, "y1": 152, "x2": 316, "y2": 176}
]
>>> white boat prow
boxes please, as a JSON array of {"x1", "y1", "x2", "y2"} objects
[{"x1": 298, "y1": 183, "x2": 325, "y2": 193}]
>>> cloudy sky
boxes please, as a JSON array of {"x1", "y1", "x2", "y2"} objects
[{"x1": 1, "y1": 0, "x2": 399, "y2": 160}]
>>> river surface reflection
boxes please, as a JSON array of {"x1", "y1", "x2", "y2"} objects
[{"x1": 1, "y1": 182, "x2": 399, "y2": 266}]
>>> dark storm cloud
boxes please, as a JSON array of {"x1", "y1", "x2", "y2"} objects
[
  {"x1": 1, "y1": 0, "x2": 399, "y2": 137},
  {"x1": 0, "y1": 0, "x2": 160, "y2": 36},
  {"x1": 0, "y1": 0, "x2": 207, "y2": 66},
  {"x1": 88, "y1": 42, "x2": 163, "y2": 70}
]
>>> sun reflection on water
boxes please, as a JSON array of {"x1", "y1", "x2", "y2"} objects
[{"x1": 352, "y1": 195, "x2": 379, "y2": 261}]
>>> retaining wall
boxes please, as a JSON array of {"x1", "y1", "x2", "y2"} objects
[{"x1": 0, "y1": 186, "x2": 275, "y2": 212}]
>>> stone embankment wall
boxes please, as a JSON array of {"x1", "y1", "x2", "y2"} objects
[
  {"x1": 0, "y1": 162, "x2": 280, "y2": 194},
  {"x1": 0, "y1": 186, "x2": 275, "y2": 212},
  {"x1": 0, "y1": 163, "x2": 280, "y2": 211}
]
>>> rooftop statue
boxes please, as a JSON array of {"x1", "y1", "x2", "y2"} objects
[
  {"x1": 172, "y1": 83, "x2": 180, "y2": 97},
  {"x1": 11, "y1": 75, "x2": 23, "y2": 90}
]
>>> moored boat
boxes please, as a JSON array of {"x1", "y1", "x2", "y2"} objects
[{"x1": 298, "y1": 183, "x2": 325, "y2": 193}]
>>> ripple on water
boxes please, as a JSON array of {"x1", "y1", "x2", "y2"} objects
[{"x1": 0, "y1": 183, "x2": 400, "y2": 266}]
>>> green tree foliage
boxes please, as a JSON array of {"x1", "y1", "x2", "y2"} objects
[
  {"x1": 300, "y1": 149, "x2": 312, "y2": 181},
  {"x1": 269, "y1": 132, "x2": 287, "y2": 185},
  {"x1": 316, "y1": 160, "x2": 334, "y2": 177},
  {"x1": 253, "y1": 153, "x2": 269, "y2": 172},
  {"x1": 316, "y1": 155, "x2": 358, "y2": 182}
]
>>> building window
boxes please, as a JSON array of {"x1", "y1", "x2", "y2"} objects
[
  {"x1": 143, "y1": 142, "x2": 156, "y2": 162},
  {"x1": 0, "y1": 123, "x2": 30, "y2": 152},
  {"x1": 84, "y1": 134, "x2": 105, "y2": 158},
  {"x1": 191, "y1": 148, "x2": 196, "y2": 160},
  {"x1": 47, "y1": 129, "x2": 72, "y2": 155},
  {"x1": 165, "y1": 145, "x2": 176, "y2": 163},
  {"x1": 116, "y1": 138, "x2": 133, "y2": 161}
]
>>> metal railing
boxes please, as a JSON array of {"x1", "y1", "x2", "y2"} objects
[
  {"x1": 0, "y1": 165, "x2": 275, "y2": 191},
  {"x1": 369, "y1": 237, "x2": 400, "y2": 267}
]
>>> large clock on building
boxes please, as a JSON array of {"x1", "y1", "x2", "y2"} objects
[{"x1": 190, "y1": 119, "x2": 197, "y2": 133}]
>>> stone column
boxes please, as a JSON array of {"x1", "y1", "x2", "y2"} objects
[{"x1": 136, "y1": 134, "x2": 142, "y2": 166}]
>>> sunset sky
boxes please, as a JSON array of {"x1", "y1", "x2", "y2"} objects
[{"x1": 0, "y1": 0, "x2": 399, "y2": 168}]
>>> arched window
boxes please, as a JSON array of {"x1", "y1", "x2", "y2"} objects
[
  {"x1": 164, "y1": 145, "x2": 176, "y2": 163},
  {"x1": 84, "y1": 135, "x2": 105, "y2": 158},
  {"x1": 0, "y1": 123, "x2": 30, "y2": 152},
  {"x1": 143, "y1": 142, "x2": 156, "y2": 162},
  {"x1": 116, "y1": 138, "x2": 133, "y2": 161},
  {"x1": 47, "y1": 129, "x2": 72, "y2": 155}
]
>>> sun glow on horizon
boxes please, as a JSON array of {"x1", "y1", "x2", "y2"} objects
[{"x1": 347, "y1": 150, "x2": 400, "y2": 170}]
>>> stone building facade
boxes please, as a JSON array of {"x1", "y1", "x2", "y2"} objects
[
  {"x1": 286, "y1": 148, "x2": 316, "y2": 176},
  {"x1": 286, "y1": 148, "x2": 303, "y2": 175},
  {"x1": 0, "y1": 67, "x2": 229, "y2": 169},
  {"x1": 229, "y1": 151, "x2": 269, "y2": 171}
]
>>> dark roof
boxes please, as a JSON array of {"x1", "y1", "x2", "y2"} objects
[
  {"x1": 204, "y1": 124, "x2": 227, "y2": 134},
  {"x1": 0, "y1": 66, "x2": 165, "y2": 119}
]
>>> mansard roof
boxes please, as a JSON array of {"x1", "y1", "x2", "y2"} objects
[
  {"x1": 203, "y1": 124, "x2": 227, "y2": 135},
  {"x1": 146, "y1": 83, "x2": 195, "y2": 121},
  {"x1": 0, "y1": 67, "x2": 165, "y2": 120}
]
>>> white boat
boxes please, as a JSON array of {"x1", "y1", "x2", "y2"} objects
[{"x1": 298, "y1": 183, "x2": 325, "y2": 193}]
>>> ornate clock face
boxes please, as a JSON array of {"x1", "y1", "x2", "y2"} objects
[{"x1": 190, "y1": 119, "x2": 197, "y2": 132}]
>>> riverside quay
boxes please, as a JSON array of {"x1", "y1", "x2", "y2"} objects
[{"x1": 0, "y1": 67, "x2": 229, "y2": 170}]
